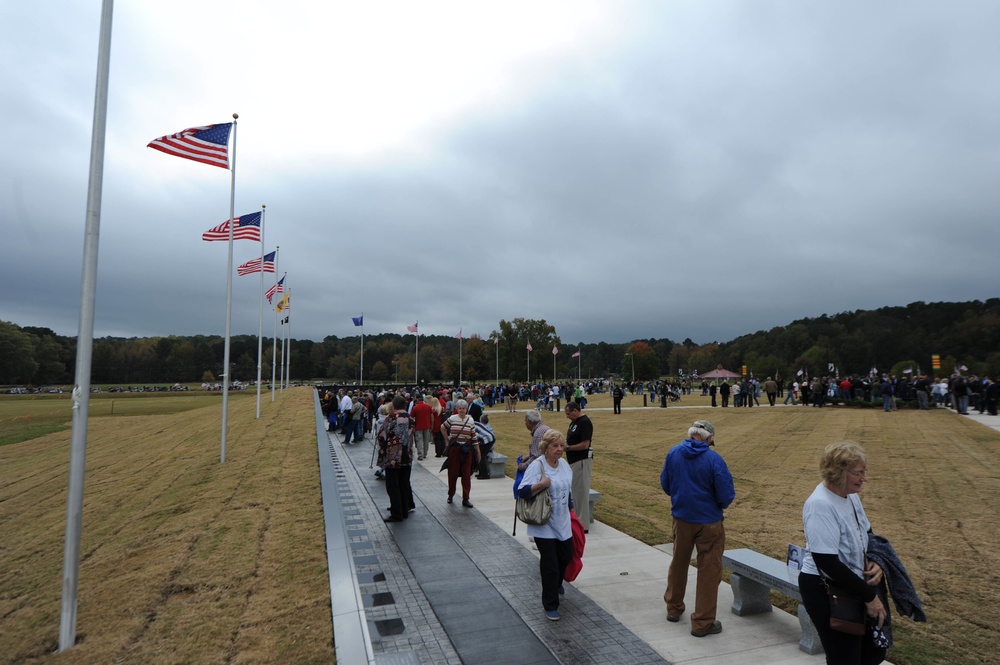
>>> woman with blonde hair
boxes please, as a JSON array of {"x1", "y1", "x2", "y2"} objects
[
  {"x1": 799, "y1": 442, "x2": 886, "y2": 664},
  {"x1": 517, "y1": 428, "x2": 574, "y2": 621},
  {"x1": 426, "y1": 393, "x2": 446, "y2": 458}
]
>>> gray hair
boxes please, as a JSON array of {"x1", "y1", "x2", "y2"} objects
[
  {"x1": 688, "y1": 425, "x2": 714, "y2": 441},
  {"x1": 525, "y1": 409, "x2": 542, "y2": 425},
  {"x1": 455, "y1": 399, "x2": 469, "y2": 410}
]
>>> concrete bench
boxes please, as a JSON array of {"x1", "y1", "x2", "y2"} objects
[
  {"x1": 588, "y1": 489, "x2": 601, "y2": 524},
  {"x1": 722, "y1": 548, "x2": 821, "y2": 655},
  {"x1": 487, "y1": 452, "x2": 507, "y2": 479}
]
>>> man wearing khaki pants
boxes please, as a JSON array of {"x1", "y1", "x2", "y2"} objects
[{"x1": 660, "y1": 420, "x2": 735, "y2": 637}]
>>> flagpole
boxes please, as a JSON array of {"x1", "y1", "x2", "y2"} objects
[
  {"x1": 359, "y1": 313, "x2": 364, "y2": 387},
  {"x1": 553, "y1": 349, "x2": 556, "y2": 383},
  {"x1": 255, "y1": 204, "x2": 266, "y2": 418},
  {"x1": 495, "y1": 336, "x2": 499, "y2": 386},
  {"x1": 60, "y1": 0, "x2": 113, "y2": 650},
  {"x1": 527, "y1": 344, "x2": 530, "y2": 383},
  {"x1": 281, "y1": 279, "x2": 289, "y2": 391},
  {"x1": 415, "y1": 323, "x2": 419, "y2": 385},
  {"x1": 271, "y1": 270, "x2": 283, "y2": 401},
  {"x1": 577, "y1": 348, "x2": 581, "y2": 382},
  {"x1": 279, "y1": 319, "x2": 286, "y2": 393},
  {"x1": 459, "y1": 330, "x2": 463, "y2": 387},
  {"x1": 219, "y1": 112, "x2": 238, "y2": 464},
  {"x1": 285, "y1": 304, "x2": 292, "y2": 388}
]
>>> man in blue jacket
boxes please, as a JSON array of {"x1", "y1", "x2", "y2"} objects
[{"x1": 660, "y1": 419, "x2": 736, "y2": 638}]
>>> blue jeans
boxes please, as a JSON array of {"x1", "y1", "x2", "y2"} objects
[
  {"x1": 783, "y1": 392, "x2": 796, "y2": 405},
  {"x1": 883, "y1": 395, "x2": 892, "y2": 411},
  {"x1": 343, "y1": 419, "x2": 364, "y2": 443}
]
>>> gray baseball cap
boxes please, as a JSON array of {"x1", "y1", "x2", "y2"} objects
[{"x1": 692, "y1": 419, "x2": 716, "y2": 443}]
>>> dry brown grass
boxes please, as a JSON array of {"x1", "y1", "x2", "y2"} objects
[
  {"x1": 489, "y1": 392, "x2": 1000, "y2": 665},
  {"x1": 0, "y1": 389, "x2": 333, "y2": 665},
  {"x1": 3, "y1": 387, "x2": 997, "y2": 664}
]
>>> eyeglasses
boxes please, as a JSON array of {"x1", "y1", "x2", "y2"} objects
[{"x1": 847, "y1": 468, "x2": 868, "y2": 478}]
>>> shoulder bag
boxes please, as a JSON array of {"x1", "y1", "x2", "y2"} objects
[
  {"x1": 825, "y1": 497, "x2": 867, "y2": 635},
  {"x1": 515, "y1": 460, "x2": 552, "y2": 526}
]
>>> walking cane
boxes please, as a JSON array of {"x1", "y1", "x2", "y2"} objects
[{"x1": 369, "y1": 436, "x2": 378, "y2": 469}]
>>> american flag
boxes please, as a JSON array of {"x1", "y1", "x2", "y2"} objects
[
  {"x1": 572, "y1": 351, "x2": 580, "y2": 358},
  {"x1": 552, "y1": 345, "x2": 559, "y2": 355},
  {"x1": 407, "y1": 322, "x2": 418, "y2": 333},
  {"x1": 526, "y1": 342, "x2": 533, "y2": 352},
  {"x1": 237, "y1": 251, "x2": 276, "y2": 276},
  {"x1": 455, "y1": 328, "x2": 462, "y2": 340},
  {"x1": 202, "y1": 212, "x2": 262, "y2": 242},
  {"x1": 265, "y1": 275, "x2": 285, "y2": 303},
  {"x1": 147, "y1": 123, "x2": 232, "y2": 169}
]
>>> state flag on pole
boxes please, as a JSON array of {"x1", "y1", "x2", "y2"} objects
[
  {"x1": 275, "y1": 293, "x2": 290, "y2": 313},
  {"x1": 265, "y1": 276, "x2": 285, "y2": 304},
  {"x1": 147, "y1": 123, "x2": 232, "y2": 169},
  {"x1": 526, "y1": 343, "x2": 533, "y2": 351},
  {"x1": 352, "y1": 315, "x2": 364, "y2": 326},
  {"x1": 202, "y1": 212, "x2": 262, "y2": 241},
  {"x1": 552, "y1": 345, "x2": 558, "y2": 355},
  {"x1": 572, "y1": 351, "x2": 580, "y2": 358},
  {"x1": 237, "y1": 251, "x2": 276, "y2": 276},
  {"x1": 407, "y1": 322, "x2": 418, "y2": 333}
]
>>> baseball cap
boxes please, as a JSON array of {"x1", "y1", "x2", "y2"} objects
[{"x1": 692, "y1": 419, "x2": 715, "y2": 443}]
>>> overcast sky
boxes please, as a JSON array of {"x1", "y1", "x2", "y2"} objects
[{"x1": 4, "y1": 1, "x2": 998, "y2": 346}]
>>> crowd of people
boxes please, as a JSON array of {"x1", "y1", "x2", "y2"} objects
[
  {"x1": 321, "y1": 373, "x2": 941, "y2": 663},
  {"x1": 697, "y1": 372, "x2": 998, "y2": 415}
]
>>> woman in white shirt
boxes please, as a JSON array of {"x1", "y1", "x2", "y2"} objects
[
  {"x1": 799, "y1": 442, "x2": 886, "y2": 664},
  {"x1": 517, "y1": 428, "x2": 574, "y2": 621}
]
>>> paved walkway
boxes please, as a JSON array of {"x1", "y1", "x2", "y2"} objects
[
  {"x1": 327, "y1": 405, "x2": 999, "y2": 664},
  {"x1": 327, "y1": 421, "x2": 812, "y2": 665}
]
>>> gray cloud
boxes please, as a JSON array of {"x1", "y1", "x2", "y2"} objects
[{"x1": 3, "y1": 1, "x2": 998, "y2": 348}]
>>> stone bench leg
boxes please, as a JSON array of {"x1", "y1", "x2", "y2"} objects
[
  {"x1": 729, "y1": 573, "x2": 773, "y2": 615},
  {"x1": 797, "y1": 603, "x2": 823, "y2": 655},
  {"x1": 487, "y1": 454, "x2": 507, "y2": 479}
]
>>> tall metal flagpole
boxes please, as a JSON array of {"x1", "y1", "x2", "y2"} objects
[
  {"x1": 414, "y1": 322, "x2": 419, "y2": 385},
  {"x1": 495, "y1": 336, "x2": 499, "y2": 386},
  {"x1": 359, "y1": 313, "x2": 364, "y2": 387},
  {"x1": 271, "y1": 268, "x2": 282, "y2": 401},
  {"x1": 279, "y1": 318, "x2": 286, "y2": 393},
  {"x1": 60, "y1": 0, "x2": 113, "y2": 651},
  {"x1": 284, "y1": 297, "x2": 292, "y2": 388},
  {"x1": 527, "y1": 344, "x2": 531, "y2": 383},
  {"x1": 459, "y1": 329, "x2": 463, "y2": 387},
  {"x1": 255, "y1": 204, "x2": 266, "y2": 418},
  {"x1": 220, "y1": 112, "x2": 239, "y2": 464}
]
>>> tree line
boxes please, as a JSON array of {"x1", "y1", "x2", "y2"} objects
[{"x1": 2, "y1": 300, "x2": 998, "y2": 387}]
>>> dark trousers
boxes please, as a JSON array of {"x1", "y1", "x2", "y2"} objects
[
  {"x1": 613, "y1": 399, "x2": 622, "y2": 414},
  {"x1": 721, "y1": 395, "x2": 729, "y2": 407},
  {"x1": 384, "y1": 466, "x2": 414, "y2": 518},
  {"x1": 477, "y1": 442, "x2": 494, "y2": 478},
  {"x1": 434, "y1": 432, "x2": 447, "y2": 457},
  {"x1": 799, "y1": 573, "x2": 886, "y2": 665},
  {"x1": 711, "y1": 395, "x2": 717, "y2": 407},
  {"x1": 535, "y1": 537, "x2": 574, "y2": 611},
  {"x1": 767, "y1": 392, "x2": 776, "y2": 406}
]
